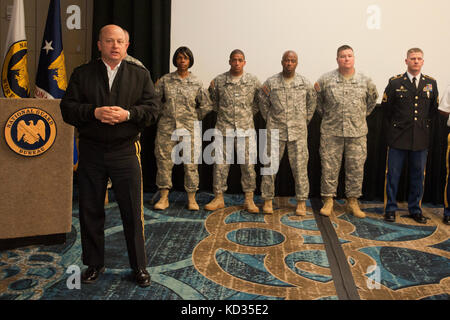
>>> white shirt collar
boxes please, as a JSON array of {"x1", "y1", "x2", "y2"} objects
[
  {"x1": 406, "y1": 71, "x2": 421, "y2": 84},
  {"x1": 102, "y1": 60, "x2": 122, "y2": 90}
]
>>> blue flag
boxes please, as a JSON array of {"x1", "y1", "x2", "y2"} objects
[
  {"x1": 34, "y1": 0, "x2": 78, "y2": 170},
  {"x1": 35, "y1": 0, "x2": 67, "y2": 99}
]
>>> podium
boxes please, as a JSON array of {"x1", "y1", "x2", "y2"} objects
[{"x1": 0, "y1": 98, "x2": 73, "y2": 246}]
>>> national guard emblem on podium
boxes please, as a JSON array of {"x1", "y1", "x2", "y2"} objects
[{"x1": 4, "y1": 107, "x2": 57, "y2": 157}]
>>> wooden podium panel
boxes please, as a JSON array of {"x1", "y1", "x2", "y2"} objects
[{"x1": 0, "y1": 98, "x2": 73, "y2": 240}]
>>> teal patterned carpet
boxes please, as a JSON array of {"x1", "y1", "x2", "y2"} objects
[{"x1": 0, "y1": 190, "x2": 449, "y2": 300}]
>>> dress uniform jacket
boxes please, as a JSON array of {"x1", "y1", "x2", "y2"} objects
[{"x1": 382, "y1": 72, "x2": 439, "y2": 151}]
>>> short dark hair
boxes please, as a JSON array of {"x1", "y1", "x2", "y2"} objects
[
  {"x1": 337, "y1": 45, "x2": 353, "y2": 57},
  {"x1": 229, "y1": 49, "x2": 245, "y2": 60},
  {"x1": 172, "y1": 46, "x2": 194, "y2": 68},
  {"x1": 407, "y1": 47, "x2": 423, "y2": 58}
]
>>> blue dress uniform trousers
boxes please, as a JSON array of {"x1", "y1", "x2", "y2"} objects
[
  {"x1": 385, "y1": 147, "x2": 428, "y2": 214},
  {"x1": 78, "y1": 139, "x2": 146, "y2": 269}
]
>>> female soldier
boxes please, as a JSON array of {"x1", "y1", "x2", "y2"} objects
[{"x1": 153, "y1": 47, "x2": 211, "y2": 210}]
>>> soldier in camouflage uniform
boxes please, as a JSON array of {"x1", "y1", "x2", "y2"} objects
[
  {"x1": 204, "y1": 49, "x2": 261, "y2": 213},
  {"x1": 258, "y1": 51, "x2": 316, "y2": 215},
  {"x1": 153, "y1": 46, "x2": 212, "y2": 211},
  {"x1": 123, "y1": 29, "x2": 146, "y2": 69},
  {"x1": 315, "y1": 45, "x2": 378, "y2": 218},
  {"x1": 124, "y1": 55, "x2": 145, "y2": 69}
]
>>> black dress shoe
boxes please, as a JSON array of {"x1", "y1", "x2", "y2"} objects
[
  {"x1": 81, "y1": 266, "x2": 105, "y2": 284},
  {"x1": 134, "y1": 268, "x2": 151, "y2": 287},
  {"x1": 443, "y1": 216, "x2": 450, "y2": 225},
  {"x1": 411, "y1": 213, "x2": 427, "y2": 224},
  {"x1": 384, "y1": 211, "x2": 396, "y2": 222}
]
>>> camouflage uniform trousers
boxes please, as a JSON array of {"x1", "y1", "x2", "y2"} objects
[
  {"x1": 213, "y1": 135, "x2": 257, "y2": 194},
  {"x1": 155, "y1": 131, "x2": 199, "y2": 193},
  {"x1": 320, "y1": 135, "x2": 367, "y2": 198},
  {"x1": 261, "y1": 138, "x2": 309, "y2": 201}
]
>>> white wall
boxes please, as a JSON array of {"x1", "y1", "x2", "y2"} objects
[{"x1": 171, "y1": 0, "x2": 450, "y2": 101}]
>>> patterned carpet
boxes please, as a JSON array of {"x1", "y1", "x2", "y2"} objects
[{"x1": 0, "y1": 191, "x2": 449, "y2": 300}]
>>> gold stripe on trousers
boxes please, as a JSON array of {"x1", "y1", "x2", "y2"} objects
[{"x1": 135, "y1": 141, "x2": 145, "y2": 240}]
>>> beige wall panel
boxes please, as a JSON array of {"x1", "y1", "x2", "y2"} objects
[
  {"x1": 64, "y1": 52, "x2": 85, "y2": 79},
  {"x1": 63, "y1": 29, "x2": 85, "y2": 55}
]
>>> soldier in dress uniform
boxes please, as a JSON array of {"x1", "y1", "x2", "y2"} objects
[
  {"x1": 204, "y1": 49, "x2": 261, "y2": 213},
  {"x1": 315, "y1": 45, "x2": 378, "y2": 218},
  {"x1": 258, "y1": 50, "x2": 316, "y2": 215},
  {"x1": 382, "y1": 48, "x2": 439, "y2": 224}
]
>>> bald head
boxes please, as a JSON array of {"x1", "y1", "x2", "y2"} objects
[
  {"x1": 99, "y1": 24, "x2": 125, "y2": 41},
  {"x1": 97, "y1": 24, "x2": 129, "y2": 68},
  {"x1": 282, "y1": 50, "x2": 298, "y2": 61},
  {"x1": 281, "y1": 50, "x2": 298, "y2": 78}
]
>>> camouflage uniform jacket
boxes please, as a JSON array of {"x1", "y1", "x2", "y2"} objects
[
  {"x1": 315, "y1": 69, "x2": 378, "y2": 137},
  {"x1": 259, "y1": 72, "x2": 317, "y2": 141},
  {"x1": 155, "y1": 71, "x2": 212, "y2": 134},
  {"x1": 124, "y1": 54, "x2": 146, "y2": 69},
  {"x1": 209, "y1": 71, "x2": 261, "y2": 136}
]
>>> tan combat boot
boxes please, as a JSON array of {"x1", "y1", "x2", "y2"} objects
[
  {"x1": 244, "y1": 192, "x2": 259, "y2": 213},
  {"x1": 262, "y1": 200, "x2": 273, "y2": 214},
  {"x1": 204, "y1": 193, "x2": 225, "y2": 211},
  {"x1": 295, "y1": 200, "x2": 307, "y2": 216},
  {"x1": 154, "y1": 189, "x2": 169, "y2": 210},
  {"x1": 320, "y1": 197, "x2": 333, "y2": 217},
  {"x1": 347, "y1": 198, "x2": 366, "y2": 218},
  {"x1": 187, "y1": 192, "x2": 199, "y2": 211}
]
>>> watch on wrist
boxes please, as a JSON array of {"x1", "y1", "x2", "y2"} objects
[{"x1": 126, "y1": 111, "x2": 131, "y2": 121}]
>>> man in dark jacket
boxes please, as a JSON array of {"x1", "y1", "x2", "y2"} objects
[
  {"x1": 60, "y1": 24, "x2": 159, "y2": 287},
  {"x1": 381, "y1": 48, "x2": 438, "y2": 224}
]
